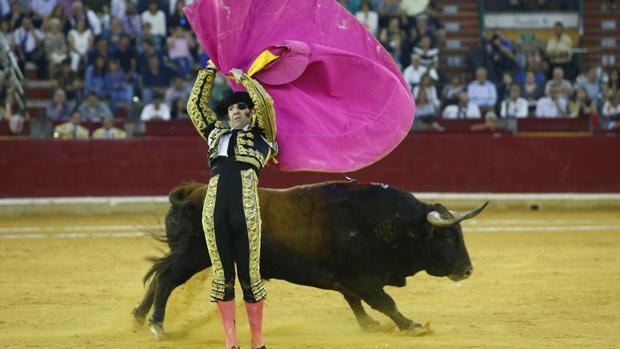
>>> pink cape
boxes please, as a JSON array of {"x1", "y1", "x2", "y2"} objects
[{"x1": 185, "y1": 0, "x2": 415, "y2": 172}]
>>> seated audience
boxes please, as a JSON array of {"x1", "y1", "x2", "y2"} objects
[
  {"x1": 46, "y1": 88, "x2": 74, "y2": 122},
  {"x1": 141, "y1": 93, "x2": 171, "y2": 121},
  {"x1": 92, "y1": 116, "x2": 127, "y2": 139},
  {"x1": 536, "y1": 86, "x2": 568, "y2": 118},
  {"x1": 442, "y1": 91, "x2": 481, "y2": 119},
  {"x1": 53, "y1": 110, "x2": 90, "y2": 139},
  {"x1": 521, "y1": 70, "x2": 544, "y2": 115},
  {"x1": 569, "y1": 87, "x2": 597, "y2": 119},
  {"x1": 544, "y1": 67, "x2": 573, "y2": 100},
  {"x1": 467, "y1": 67, "x2": 497, "y2": 114},
  {"x1": 470, "y1": 111, "x2": 505, "y2": 132},
  {"x1": 500, "y1": 84, "x2": 528, "y2": 118},
  {"x1": 164, "y1": 76, "x2": 191, "y2": 109},
  {"x1": 78, "y1": 92, "x2": 113, "y2": 122},
  {"x1": 413, "y1": 74, "x2": 440, "y2": 110}
]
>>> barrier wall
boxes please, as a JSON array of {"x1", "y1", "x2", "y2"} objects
[{"x1": 1, "y1": 134, "x2": 619, "y2": 197}]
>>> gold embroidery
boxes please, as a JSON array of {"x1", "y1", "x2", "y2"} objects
[
  {"x1": 240, "y1": 169, "x2": 267, "y2": 301},
  {"x1": 188, "y1": 69, "x2": 219, "y2": 142},
  {"x1": 237, "y1": 73, "x2": 278, "y2": 159},
  {"x1": 202, "y1": 174, "x2": 226, "y2": 301}
]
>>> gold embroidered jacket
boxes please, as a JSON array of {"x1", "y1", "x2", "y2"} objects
[{"x1": 187, "y1": 69, "x2": 278, "y2": 170}]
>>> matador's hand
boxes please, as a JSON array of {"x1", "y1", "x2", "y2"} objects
[{"x1": 230, "y1": 68, "x2": 244, "y2": 81}]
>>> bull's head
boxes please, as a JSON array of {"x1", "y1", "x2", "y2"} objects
[{"x1": 423, "y1": 202, "x2": 488, "y2": 281}]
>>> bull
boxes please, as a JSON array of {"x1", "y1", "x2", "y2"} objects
[{"x1": 133, "y1": 180, "x2": 487, "y2": 339}]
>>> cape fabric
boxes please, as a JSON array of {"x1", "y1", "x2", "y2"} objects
[{"x1": 185, "y1": 0, "x2": 415, "y2": 172}]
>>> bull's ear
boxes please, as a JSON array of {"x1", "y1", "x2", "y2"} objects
[{"x1": 427, "y1": 201, "x2": 489, "y2": 227}]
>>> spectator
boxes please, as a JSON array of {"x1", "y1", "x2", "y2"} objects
[
  {"x1": 413, "y1": 88, "x2": 438, "y2": 124},
  {"x1": 45, "y1": 88, "x2": 73, "y2": 122},
  {"x1": 355, "y1": 0, "x2": 379, "y2": 36},
  {"x1": 104, "y1": 58, "x2": 133, "y2": 111},
  {"x1": 403, "y1": 54, "x2": 426, "y2": 90},
  {"x1": 68, "y1": 18, "x2": 94, "y2": 71},
  {"x1": 87, "y1": 37, "x2": 110, "y2": 65},
  {"x1": 442, "y1": 75, "x2": 466, "y2": 106},
  {"x1": 47, "y1": 4, "x2": 71, "y2": 33},
  {"x1": 110, "y1": 0, "x2": 126, "y2": 22},
  {"x1": 101, "y1": 17, "x2": 124, "y2": 52},
  {"x1": 500, "y1": 84, "x2": 528, "y2": 118},
  {"x1": 470, "y1": 111, "x2": 505, "y2": 132},
  {"x1": 425, "y1": 2, "x2": 445, "y2": 42},
  {"x1": 375, "y1": 0, "x2": 403, "y2": 26},
  {"x1": 569, "y1": 87, "x2": 597, "y2": 119},
  {"x1": 44, "y1": 18, "x2": 67, "y2": 76},
  {"x1": 32, "y1": 0, "x2": 58, "y2": 20},
  {"x1": 141, "y1": 0, "x2": 166, "y2": 37},
  {"x1": 413, "y1": 34, "x2": 438, "y2": 69},
  {"x1": 0, "y1": 72, "x2": 7, "y2": 106},
  {"x1": 167, "y1": 26, "x2": 195, "y2": 78},
  {"x1": 545, "y1": 21, "x2": 573, "y2": 78},
  {"x1": 53, "y1": 110, "x2": 90, "y2": 139},
  {"x1": 136, "y1": 22, "x2": 162, "y2": 54},
  {"x1": 121, "y1": 1, "x2": 141, "y2": 38},
  {"x1": 54, "y1": 60, "x2": 82, "y2": 102},
  {"x1": 385, "y1": 33, "x2": 404, "y2": 70},
  {"x1": 544, "y1": 67, "x2": 573, "y2": 100},
  {"x1": 485, "y1": 28, "x2": 516, "y2": 78},
  {"x1": 603, "y1": 68, "x2": 619, "y2": 100},
  {"x1": 170, "y1": 97, "x2": 189, "y2": 119},
  {"x1": 2, "y1": 87, "x2": 27, "y2": 134},
  {"x1": 467, "y1": 67, "x2": 498, "y2": 113},
  {"x1": 521, "y1": 70, "x2": 544, "y2": 115},
  {"x1": 78, "y1": 91, "x2": 113, "y2": 122},
  {"x1": 413, "y1": 16, "x2": 435, "y2": 44},
  {"x1": 141, "y1": 53, "x2": 174, "y2": 104},
  {"x1": 136, "y1": 39, "x2": 161, "y2": 74},
  {"x1": 92, "y1": 115, "x2": 127, "y2": 139},
  {"x1": 168, "y1": 0, "x2": 191, "y2": 33},
  {"x1": 5, "y1": 2, "x2": 25, "y2": 31},
  {"x1": 442, "y1": 91, "x2": 481, "y2": 119},
  {"x1": 70, "y1": 1, "x2": 101, "y2": 36},
  {"x1": 11, "y1": 17, "x2": 48, "y2": 79},
  {"x1": 602, "y1": 92, "x2": 620, "y2": 129},
  {"x1": 413, "y1": 74, "x2": 440, "y2": 110},
  {"x1": 535, "y1": 86, "x2": 568, "y2": 118},
  {"x1": 84, "y1": 55, "x2": 107, "y2": 96},
  {"x1": 114, "y1": 34, "x2": 138, "y2": 76},
  {"x1": 140, "y1": 93, "x2": 171, "y2": 121},
  {"x1": 164, "y1": 76, "x2": 191, "y2": 109},
  {"x1": 378, "y1": 17, "x2": 404, "y2": 47},
  {"x1": 575, "y1": 66, "x2": 603, "y2": 104},
  {"x1": 497, "y1": 72, "x2": 515, "y2": 104}
]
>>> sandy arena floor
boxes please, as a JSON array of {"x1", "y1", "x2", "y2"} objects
[{"x1": 0, "y1": 209, "x2": 619, "y2": 349}]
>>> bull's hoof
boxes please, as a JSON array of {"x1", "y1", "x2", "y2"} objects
[
  {"x1": 359, "y1": 317, "x2": 382, "y2": 332},
  {"x1": 403, "y1": 321, "x2": 432, "y2": 337},
  {"x1": 149, "y1": 321, "x2": 166, "y2": 341},
  {"x1": 132, "y1": 308, "x2": 146, "y2": 327}
]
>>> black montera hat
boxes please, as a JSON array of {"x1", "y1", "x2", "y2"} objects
[{"x1": 215, "y1": 92, "x2": 254, "y2": 117}]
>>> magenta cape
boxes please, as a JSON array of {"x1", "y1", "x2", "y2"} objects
[{"x1": 185, "y1": 0, "x2": 415, "y2": 172}]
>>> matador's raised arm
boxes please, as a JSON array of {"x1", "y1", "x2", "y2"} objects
[
  {"x1": 236, "y1": 73, "x2": 277, "y2": 145},
  {"x1": 187, "y1": 68, "x2": 221, "y2": 142}
]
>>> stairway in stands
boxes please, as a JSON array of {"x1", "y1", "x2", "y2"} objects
[
  {"x1": 435, "y1": 0, "x2": 481, "y2": 80},
  {"x1": 582, "y1": 0, "x2": 620, "y2": 69}
]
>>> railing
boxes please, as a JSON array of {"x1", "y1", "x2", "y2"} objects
[{"x1": 0, "y1": 32, "x2": 25, "y2": 113}]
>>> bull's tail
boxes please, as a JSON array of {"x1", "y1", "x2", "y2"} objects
[{"x1": 143, "y1": 251, "x2": 177, "y2": 286}]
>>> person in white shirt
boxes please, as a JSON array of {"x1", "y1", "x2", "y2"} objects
[
  {"x1": 536, "y1": 86, "x2": 568, "y2": 118},
  {"x1": 355, "y1": 1, "x2": 378, "y2": 36},
  {"x1": 413, "y1": 74, "x2": 440, "y2": 110},
  {"x1": 442, "y1": 91, "x2": 481, "y2": 119},
  {"x1": 544, "y1": 67, "x2": 573, "y2": 100},
  {"x1": 141, "y1": 93, "x2": 171, "y2": 121},
  {"x1": 141, "y1": 1, "x2": 167, "y2": 37},
  {"x1": 403, "y1": 54, "x2": 438, "y2": 90},
  {"x1": 500, "y1": 84, "x2": 529, "y2": 118},
  {"x1": 68, "y1": 19, "x2": 94, "y2": 72},
  {"x1": 11, "y1": 17, "x2": 47, "y2": 78},
  {"x1": 467, "y1": 67, "x2": 497, "y2": 113}
]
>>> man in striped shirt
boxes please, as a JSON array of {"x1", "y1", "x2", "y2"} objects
[{"x1": 413, "y1": 35, "x2": 439, "y2": 69}]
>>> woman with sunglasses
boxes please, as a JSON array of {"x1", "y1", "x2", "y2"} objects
[{"x1": 187, "y1": 64, "x2": 277, "y2": 349}]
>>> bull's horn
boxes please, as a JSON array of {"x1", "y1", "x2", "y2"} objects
[{"x1": 426, "y1": 201, "x2": 489, "y2": 227}]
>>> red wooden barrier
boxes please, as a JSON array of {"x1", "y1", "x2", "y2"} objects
[{"x1": 1, "y1": 133, "x2": 618, "y2": 197}]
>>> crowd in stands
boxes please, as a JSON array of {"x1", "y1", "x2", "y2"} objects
[{"x1": 0, "y1": 0, "x2": 619, "y2": 138}]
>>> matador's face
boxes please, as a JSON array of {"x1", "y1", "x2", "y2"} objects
[{"x1": 228, "y1": 102, "x2": 253, "y2": 129}]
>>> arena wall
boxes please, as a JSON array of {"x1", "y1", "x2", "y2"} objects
[{"x1": 1, "y1": 134, "x2": 619, "y2": 198}]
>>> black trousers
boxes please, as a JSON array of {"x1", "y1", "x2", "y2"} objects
[{"x1": 202, "y1": 166, "x2": 266, "y2": 303}]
